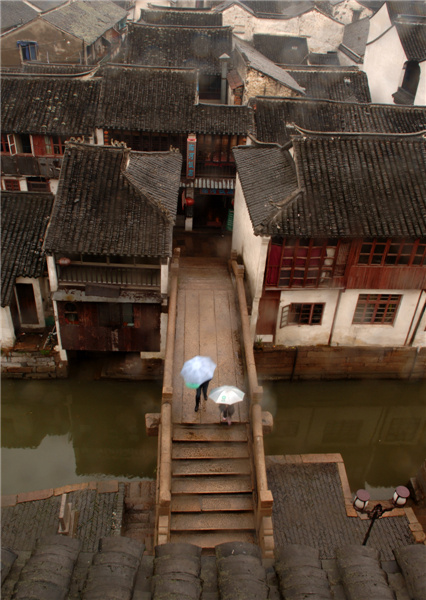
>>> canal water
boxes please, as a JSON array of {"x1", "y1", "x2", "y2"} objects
[{"x1": 2, "y1": 369, "x2": 425, "y2": 499}]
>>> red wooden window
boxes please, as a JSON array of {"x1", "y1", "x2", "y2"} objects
[
  {"x1": 64, "y1": 302, "x2": 79, "y2": 324},
  {"x1": 1, "y1": 134, "x2": 10, "y2": 153},
  {"x1": 357, "y1": 239, "x2": 426, "y2": 267},
  {"x1": 266, "y1": 239, "x2": 339, "y2": 288},
  {"x1": 280, "y1": 303, "x2": 324, "y2": 327},
  {"x1": 352, "y1": 294, "x2": 401, "y2": 325},
  {"x1": 4, "y1": 179, "x2": 20, "y2": 191},
  {"x1": 32, "y1": 135, "x2": 66, "y2": 156}
]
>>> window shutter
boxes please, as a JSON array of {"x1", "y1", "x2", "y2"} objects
[
  {"x1": 280, "y1": 305, "x2": 290, "y2": 328},
  {"x1": 7, "y1": 134, "x2": 16, "y2": 156}
]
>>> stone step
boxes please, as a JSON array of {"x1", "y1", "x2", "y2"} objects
[
  {"x1": 171, "y1": 511, "x2": 255, "y2": 532},
  {"x1": 172, "y1": 441, "x2": 249, "y2": 460},
  {"x1": 170, "y1": 531, "x2": 256, "y2": 552},
  {"x1": 173, "y1": 424, "x2": 248, "y2": 443},
  {"x1": 171, "y1": 476, "x2": 253, "y2": 495},
  {"x1": 172, "y1": 458, "x2": 251, "y2": 477},
  {"x1": 171, "y1": 494, "x2": 254, "y2": 513}
]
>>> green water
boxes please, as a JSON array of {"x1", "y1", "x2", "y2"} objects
[{"x1": 2, "y1": 373, "x2": 425, "y2": 498}]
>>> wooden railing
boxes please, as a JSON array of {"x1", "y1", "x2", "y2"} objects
[
  {"x1": 155, "y1": 249, "x2": 180, "y2": 546},
  {"x1": 231, "y1": 255, "x2": 275, "y2": 558}
]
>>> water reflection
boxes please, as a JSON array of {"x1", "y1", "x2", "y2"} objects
[
  {"x1": 262, "y1": 379, "x2": 426, "y2": 499},
  {"x1": 1, "y1": 377, "x2": 161, "y2": 495}
]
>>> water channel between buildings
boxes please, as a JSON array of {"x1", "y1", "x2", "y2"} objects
[{"x1": 2, "y1": 364, "x2": 425, "y2": 499}]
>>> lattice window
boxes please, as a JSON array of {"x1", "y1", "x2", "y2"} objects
[
  {"x1": 352, "y1": 294, "x2": 401, "y2": 325},
  {"x1": 280, "y1": 303, "x2": 324, "y2": 327},
  {"x1": 357, "y1": 239, "x2": 426, "y2": 267}
]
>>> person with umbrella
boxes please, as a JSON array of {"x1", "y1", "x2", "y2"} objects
[
  {"x1": 208, "y1": 385, "x2": 245, "y2": 426},
  {"x1": 180, "y1": 356, "x2": 217, "y2": 412}
]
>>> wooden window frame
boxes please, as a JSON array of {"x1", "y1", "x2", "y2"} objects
[
  {"x1": 280, "y1": 303, "x2": 325, "y2": 327},
  {"x1": 352, "y1": 294, "x2": 401, "y2": 325},
  {"x1": 357, "y1": 239, "x2": 426, "y2": 267},
  {"x1": 3, "y1": 179, "x2": 21, "y2": 191}
]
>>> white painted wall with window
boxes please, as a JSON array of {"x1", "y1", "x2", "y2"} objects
[{"x1": 330, "y1": 289, "x2": 422, "y2": 347}]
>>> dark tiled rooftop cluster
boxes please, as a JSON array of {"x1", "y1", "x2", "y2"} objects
[
  {"x1": 387, "y1": 0, "x2": 426, "y2": 21},
  {"x1": 140, "y1": 7, "x2": 223, "y2": 27},
  {"x1": 193, "y1": 103, "x2": 254, "y2": 135},
  {"x1": 395, "y1": 21, "x2": 426, "y2": 61},
  {"x1": 233, "y1": 135, "x2": 426, "y2": 237},
  {"x1": 282, "y1": 66, "x2": 371, "y2": 102},
  {"x1": 253, "y1": 97, "x2": 426, "y2": 144},
  {"x1": 253, "y1": 33, "x2": 309, "y2": 65},
  {"x1": 97, "y1": 66, "x2": 197, "y2": 132},
  {"x1": 44, "y1": 143, "x2": 182, "y2": 257},
  {"x1": 240, "y1": 0, "x2": 316, "y2": 18},
  {"x1": 1, "y1": 193, "x2": 54, "y2": 306},
  {"x1": 2, "y1": 536, "x2": 425, "y2": 600},
  {"x1": 126, "y1": 22, "x2": 233, "y2": 74},
  {"x1": 1, "y1": 76, "x2": 101, "y2": 135},
  {"x1": 0, "y1": 63, "x2": 97, "y2": 75},
  {"x1": 0, "y1": 1, "x2": 38, "y2": 32}
]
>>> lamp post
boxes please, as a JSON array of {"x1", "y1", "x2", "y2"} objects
[{"x1": 353, "y1": 486, "x2": 410, "y2": 546}]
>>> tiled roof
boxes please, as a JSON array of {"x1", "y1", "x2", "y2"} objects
[
  {"x1": 44, "y1": 143, "x2": 182, "y2": 257},
  {"x1": 342, "y1": 16, "x2": 370, "y2": 57},
  {"x1": 241, "y1": 0, "x2": 316, "y2": 17},
  {"x1": 253, "y1": 33, "x2": 309, "y2": 65},
  {"x1": 96, "y1": 65, "x2": 197, "y2": 132},
  {"x1": 282, "y1": 66, "x2": 371, "y2": 101},
  {"x1": 140, "y1": 8, "x2": 222, "y2": 26},
  {"x1": 1, "y1": 76, "x2": 101, "y2": 135},
  {"x1": 395, "y1": 21, "x2": 426, "y2": 61},
  {"x1": 233, "y1": 38, "x2": 305, "y2": 93},
  {"x1": 126, "y1": 22, "x2": 233, "y2": 74},
  {"x1": 193, "y1": 103, "x2": 254, "y2": 134},
  {"x1": 387, "y1": 1, "x2": 426, "y2": 21},
  {"x1": 28, "y1": 0, "x2": 67, "y2": 12},
  {"x1": 96, "y1": 65, "x2": 254, "y2": 135},
  {"x1": 233, "y1": 135, "x2": 426, "y2": 237},
  {"x1": 253, "y1": 97, "x2": 426, "y2": 144},
  {"x1": 1, "y1": 192, "x2": 54, "y2": 307},
  {"x1": 0, "y1": 1, "x2": 37, "y2": 32},
  {"x1": 0, "y1": 63, "x2": 97, "y2": 75},
  {"x1": 309, "y1": 51, "x2": 339, "y2": 65},
  {"x1": 42, "y1": 0, "x2": 127, "y2": 45},
  {"x1": 2, "y1": 536, "x2": 425, "y2": 599}
]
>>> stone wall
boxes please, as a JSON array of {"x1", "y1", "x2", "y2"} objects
[
  {"x1": 1, "y1": 349, "x2": 68, "y2": 379},
  {"x1": 255, "y1": 345, "x2": 426, "y2": 380}
]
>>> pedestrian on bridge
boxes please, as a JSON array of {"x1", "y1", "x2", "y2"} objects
[
  {"x1": 195, "y1": 379, "x2": 211, "y2": 412},
  {"x1": 219, "y1": 403, "x2": 235, "y2": 426}
]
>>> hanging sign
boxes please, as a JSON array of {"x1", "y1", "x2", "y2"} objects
[{"x1": 186, "y1": 134, "x2": 196, "y2": 179}]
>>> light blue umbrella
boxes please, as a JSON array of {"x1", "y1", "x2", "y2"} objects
[
  {"x1": 180, "y1": 356, "x2": 217, "y2": 389},
  {"x1": 208, "y1": 385, "x2": 245, "y2": 405}
]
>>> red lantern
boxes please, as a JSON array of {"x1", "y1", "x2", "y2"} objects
[
  {"x1": 58, "y1": 257, "x2": 71, "y2": 266},
  {"x1": 186, "y1": 197, "x2": 195, "y2": 206}
]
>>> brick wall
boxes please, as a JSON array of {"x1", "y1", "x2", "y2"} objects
[
  {"x1": 255, "y1": 346, "x2": 426, "y2": 380},
  {"x1": 1, "y1": 350, "x2": 68, "y2": 379}
]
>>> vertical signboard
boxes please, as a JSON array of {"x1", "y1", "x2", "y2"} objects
[{"x1": 186, "y1": 134, "x2": 196, "y2": 179}]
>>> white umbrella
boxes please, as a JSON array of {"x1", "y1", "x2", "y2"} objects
[
  {"x1": 180, "y1": 356, "x2": 217, "y2": 389},
  {"x1": 208, "y1": 385, "x2": 245, "y2": 405}
]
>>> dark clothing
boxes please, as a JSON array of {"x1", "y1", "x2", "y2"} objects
[
  {"x1": 195, "y1": 379, "x2": 211, "y2": 409},
  {"x1": 219, "y1": 403, "x2": 235, "y2": 419}
]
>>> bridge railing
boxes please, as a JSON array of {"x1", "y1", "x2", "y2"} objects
[
  {"x1": 156, "y1": 249, "x2": 180, "y2": 546},
  {"x1": 231, "y1": 256, "x2": 275, "y2": 559}
]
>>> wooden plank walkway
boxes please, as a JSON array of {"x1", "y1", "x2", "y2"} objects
[{"x1": 167, "y1": 256, "x2": 256, "y2": 550}]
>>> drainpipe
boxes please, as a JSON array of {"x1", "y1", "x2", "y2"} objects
[
  {"x1": 219, "y1": 53, "x2": 230, "y2": 105},
  {"x1": 328, "y1": 289, "x2": 343, "y2": 346}
]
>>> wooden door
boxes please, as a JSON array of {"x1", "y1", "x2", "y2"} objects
[
  {"x1": 256, "y1": 291, "x2": 280, "y2": 339},
  {"x1": 15, "y1": 283, "x2": 38, "y2": 325}
]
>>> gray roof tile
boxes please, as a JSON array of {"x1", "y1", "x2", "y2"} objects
[
  {"x1": 283, "y1": 66, "x2": 371, "y2": 101},
  {"x1": 43, "y1": 142, "x2": 182, "y2": 257},
  {"x1": 42, "y1": 0, "x2": 127, "y2": 45},
  {"x1": 1, "y1": 192, "x2": 54, "y2": 307},
  {"x1": 253, "y1": 97, "x2": 426, "y2": 144},
  {"x1": 126, "y1": 22, "x2": 232, "y2": 74},
  {"x1": 0, "y1": 0, "x2": 37, "y2": 32},
  {"x1": 233, "y1": 135, "x2": 426, "y2": 237},
  {"x1": 140, "y1": 7, "x2": 222, "y2": 26}
]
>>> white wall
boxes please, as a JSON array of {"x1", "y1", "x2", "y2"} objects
[
  {"x1": 330, "y1": 1, "x2": 373, "y2": 25},
  {"x1": 15, "y1": 277, "x2": 46, "y2": 329},
  {"x1": 330, "y1": 289, "x2": 421, "y2": 347},
  {"x1": 363, "y1": 26, "x2": 406, "y2": 103},
  {"x1": 275, "y1": 289, "x2": 340, "y2": 346},
  {"x1": 414, "y1": 64, "x2": 426, "y2": 106},
  {"x1": 1, "y1": 306, "x2": 16, "y2": 348},
  {"x1": 224, "y1": 6, "x2": 343, "y2": 52},
  {"x1": 407, "y1": 291, "x2": 426, "y2": 347}
]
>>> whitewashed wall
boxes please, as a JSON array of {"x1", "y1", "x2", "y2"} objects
[
  {"x1": 330, "y1": 289, "x2": 422, "y2": 347},
  {"x1": 223, "y1": 6, "x2": 344, "y2": 52},
  {"x1": 1, "y1": 306, "x2": 16, "y2": 348},
  {"x1": 275, "y1": 289, "x2": 339, "y2": 346},
  {"x1": 330, "y1": 0, "x2": 373, "y2": 25},
  {"x1": 363, "y1": 26, "x2": 406, "y2": 103},
  {"x1": 414, "y1": 65, "x2": 426, "y2": 106},
  {"x1": 407, "y1": 291, "x2": 426, "y2": 347}
]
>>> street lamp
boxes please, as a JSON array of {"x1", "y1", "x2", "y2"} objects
[{"x1": 353, "y1": 486, "x2": 410, "y2": 545}]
